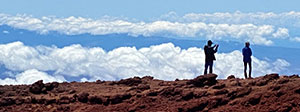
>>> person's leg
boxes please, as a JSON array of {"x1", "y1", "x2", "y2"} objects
[
  {"x1": 209, "y1": 61, "x2": 213, "y2": 74},
  {"x1": 244, "y1": 62, "x2": 248, "y2": 79},
  {"x1": 249, "y1": 61, "x2": 252, "y2": 78},
  {"x1": 204, "y1": 62, "x2": 208, "y2": 74}
]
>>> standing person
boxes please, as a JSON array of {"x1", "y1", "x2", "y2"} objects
[
  {"x1": 204, "y1": 40, "x2": 219, "y2": 74},
  {"x1": 242, "y1": 42, "x2": 252, "y2": 79}
]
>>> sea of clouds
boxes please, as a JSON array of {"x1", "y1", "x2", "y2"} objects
[
  {"x1": 2, "y1": 11, "x2": 300, "y2": 46},
  {"x1": 1, "y1": 11, "x2": 298, "y2": 85},
  {"x1": 0, "y1": 42, "x2": 290, "y2": 85}
]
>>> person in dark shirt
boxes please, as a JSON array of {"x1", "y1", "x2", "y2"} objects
[
  {"x1": 204, "y1": 40, "x2": 219, "y2": 74},
  {"x1": 242, "y1": 42, "x2": 252, "y2": 79}
]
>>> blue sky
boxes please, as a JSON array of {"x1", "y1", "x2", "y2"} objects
[
  {"x1": 0, "y1": 0, "x2": 300, "y2": 85},
  {"x1": 1, "y1": 0, "x2": 300, "y2": 20}
]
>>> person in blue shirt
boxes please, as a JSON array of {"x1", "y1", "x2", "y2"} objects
[
  {"x1": 204, "y1": 40, "x2": 219, "y2": 74},
  {"x1": 242, "y1": 42, "x2": 252, "y2": 79}
]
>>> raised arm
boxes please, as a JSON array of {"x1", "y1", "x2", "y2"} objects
[{"x1": 214, "y1": 44, "x2": 219, "y2": 53}]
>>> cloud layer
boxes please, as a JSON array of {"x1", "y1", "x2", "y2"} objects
[
  {"x1": 161, "y1": 11, "x2": 300, "y2": 27},
  {"x1": 1, "y1": 12, "x2": 299, "y2": 45},
  {"x1": 0, "y1": 42, "x2": 290, "y2": 85}
]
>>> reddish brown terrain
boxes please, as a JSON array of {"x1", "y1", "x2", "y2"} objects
[{"x1": 1, "y1": 73, "x2": 300, "y2": 112}]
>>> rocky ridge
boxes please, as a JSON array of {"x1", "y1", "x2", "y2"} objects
[{"x1": 1, "y1": 73, "x2": 300, "y2": 112}]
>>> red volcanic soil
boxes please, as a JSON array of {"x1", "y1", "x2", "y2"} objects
[{"x1": 1, "y1": 73, "x2": 300, "y2": 112}]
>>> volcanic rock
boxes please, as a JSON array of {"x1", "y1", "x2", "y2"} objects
[
  {"x1": 88, "y1": 96, "x2": 103, "y2": 104},
  {"x1": 117, "y1": 77, "x2": 142, "y2": 86},
  {"x1": 227, "y1": 75, "x2": 235, "y2": 79},
  {"x1": 77, "y1": 92, "x2": 89, "y2": 103},
  {"x1": 1, "y1": 74, "x2": 300, "y2": 112},
  {"x1": 29, "y1": 80, "x2": 45, "y2": 94},
  {"x1": 187, "y1": 74, "x2": 218, "y2": 87}
]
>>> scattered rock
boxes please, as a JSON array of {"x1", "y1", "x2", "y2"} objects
[
  {"x1": 45, "y1": 98, "x2": 56, "y2": 105},
  {"x1": 256, "y1": 80, "x2": 268, "y2": 86},
  {"x1": 0, "y1": 98, "x2": 15, "y2": 106},
  {"x1": 269, "y1": 85, "x2": 281, "y2": 91},
  {"x1": 194, "y1": 91, "x2": 208, "y2": 98},
  {"x1": 68, "y1": 89, "x2": 76, "y2": 94},
  {"x1": 77, "y1": 92, "x2": 89, "y2": 103},
  {"x1": 228, "y1": 87, "x2": 252, "y2": 99},
  {"x1": 117, "y1": 77, "x2": 142, "y2": 86},
  {"x1": 95, "y1": 80, "x2": 104, "y2": 84},
  {"x1": 263, "y1": 73, "x2": 279, "y2": 81},
  {"x1": 247, "y1": 80, "x2": 256, "y2": 86},
  {"x1": 58, "y1": 96, "x2": 71, "y2": 104},
  {"x1": 248, "y1": 94, "x2": 261, "y2": 105},
  {"x1": 29, "y1": 80, "x2": 45, "y2": 94},
  {"x1": 2, "y1": 73, "x2": 300, "y2": 111},
  {"x1": 207, "y1": 97, "x2": 229, "y2": 109},
  {"x1": 187, "y1": 74, "x2": 218, "y2": 87},
  {"x1": 44, "y1": 82, "x2": 59, "y2": 91},
  {"x1": 214, "y1": 89, "x2": 229, "y2": 95},
  {"x1": 230, "y1": 79, "x2": 241, "y2": 86},
  {"x1": 277, "y1": 103, "x2": 292, "y2": 112},
  {"x1": 147, "y1": 90, "x2": 159, "y2": 96},
  {"x1": 227, "y1": 75, "x2": 235, "y2": 79},
  {"x1": 275, "y1": 90, "x2": 284, "y2": 97},
  {"x1": 180, "y1": 100, "x2": 208, "y2": 112},
  {"x1": 110, "y1": 93, "x2": 132, "y2": 104},
  {"x1": 89, "y1": 96, "x2": 103, "y2": 104},
  {"x1": 160, "y1": 87, "x2": 181, "y2": 97},
  {"x1": 15, "y1": 98, "x2": 24, "y2": 105},
  {"x1": 277, "y1": 78, "x2": 289, "y2": 84},
  {"x1": 142, "y1": 76, "x2": 154, "y2": 80},
  {"x1": 236, "y1": 87, "x2": 252, "y2": 98},
  {"x1": 294, "y1": 87, "x2": 300, "y2": 94},
  {"x1": 212, "y1": 83, "x2": 225, "y2": 89},
  {"x1": 130, "y1": 84, "x2": 151, "y2": 91},
  {"x1": 289, "y1": 74, "x2": 299, "y2": 78},
  {"x1": 181, "y1": 91, "x2": 194, "y2": 101}
]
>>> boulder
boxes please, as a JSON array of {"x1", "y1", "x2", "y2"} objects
[
  {"x1": 0, "y1": 98, "x2": 15, "y2": 106},
  {"x1": 77, "y1": 92, "x2": 89, "y2": 103},
  {"x1": 263, "y1": 73, "x2": 279, "y2": 81},
  {"x1": 227, "y1": 75, "x2": 235, "y2": 79},
  {"x1": 29, "y1": 80, "x2": 45, "y2": 94},
  {"x1": 44, "y1": 82, "x2": 59, "y2": 91},
  {"x1": 89, "y1": 96, "x2": 103, "y2": 104},
  {"x1": 141, "y1": 76, "x2": 154, "y2": 80},
  {"x1": 187, "y1": 74, "x2": 218, "y2": 87},
  {"x1": 117, "y1": 77, "x2": 142, "y2": 86},
  {"x1": 248, "y1": 94, "x2": 262, "y2": 105}
]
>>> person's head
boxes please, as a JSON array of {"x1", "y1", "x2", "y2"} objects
[
  {"x1": 207, "y1": 40, "x2": 213, "y2": 46},
  {"x1": 245, "y1": 42, "x2": 250, "y2": 47}
]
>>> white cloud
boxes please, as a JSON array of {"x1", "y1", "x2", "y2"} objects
[
  {"x1": 272, "y1": 28, "x2": 289, "y2": 39},
  {"x1": 167, "y1": 11, "x2": 300, "y2": 28},
  {"x1": 0, "y1": 13, "x2": 294, "y2": 45},
  {"x1": 2, "y1": 30, "x2": 9, "y2": 34},
  {"x1": 0, "y1": 69, "x2": 65, "y2": 85},
  {"x1": 0, "y1": 42, "x2": 290, "y2": 85},
  {"x1": 290, "y1": 37, "x2": 300, "y2": 42}
]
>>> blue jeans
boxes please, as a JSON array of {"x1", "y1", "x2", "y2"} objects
[{"x1": 204, "y1": 61, "x2": 213, "y2": 74}]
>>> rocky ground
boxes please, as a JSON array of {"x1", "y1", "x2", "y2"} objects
[{"x1": 1, "y1": 73, "x2": 300, "y2": 112}]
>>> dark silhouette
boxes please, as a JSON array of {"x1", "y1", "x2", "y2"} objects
[
  {"x1": 242, "y1": 42, "x2": 252, "y2": 79},
  {"x1": 204, "y1": 40, "x2": 219, "y2": 74}
]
